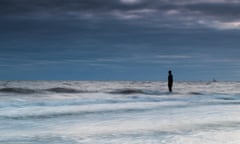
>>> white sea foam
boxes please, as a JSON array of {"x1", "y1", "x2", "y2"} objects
[{"x1": 0, "y1": 81, "x2": 240, "y2": 143}]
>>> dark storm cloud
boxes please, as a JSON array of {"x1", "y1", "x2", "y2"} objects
[
  {"x1": 1, "y1": 0, "x2": 240, "y2": 29},
  {"x1": 0, "y1": 0, "x2": 235, "y2": 16},
  {"x1": 0, "y1": 0, "x2": 148, "y2": 16}
]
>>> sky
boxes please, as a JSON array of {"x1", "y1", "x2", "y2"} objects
[{"x1": 0, "y1": 0, "x2": 240, "y2": 81}]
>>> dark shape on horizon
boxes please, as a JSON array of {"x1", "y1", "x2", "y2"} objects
[{"x1": 168, "y1": 70, "x2": 173, "y2": 92}]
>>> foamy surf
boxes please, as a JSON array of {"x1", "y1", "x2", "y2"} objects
[{"x1": 0, "y1": 81, "x2": 240, "y2": 144}]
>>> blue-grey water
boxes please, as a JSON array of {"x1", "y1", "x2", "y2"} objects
[{"x1": 0, "y1": 81, "x2": 240, "y2": 144}]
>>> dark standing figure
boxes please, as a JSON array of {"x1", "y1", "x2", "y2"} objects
[{"x1": 168, "y1": 70, "x2": 173, "y2": 92}]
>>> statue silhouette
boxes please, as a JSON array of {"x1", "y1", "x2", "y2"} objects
[{"x1": 168, "y1": 70, "x2": 173, "y2": 92}]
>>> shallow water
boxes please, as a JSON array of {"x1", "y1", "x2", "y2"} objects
[{"x1": 0, "y1": 81, "x2": 240, "y2": 144}]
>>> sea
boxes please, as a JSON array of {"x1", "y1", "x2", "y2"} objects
[{"x1": 0, "y1": 81, "x2": 240, "y2": 144}]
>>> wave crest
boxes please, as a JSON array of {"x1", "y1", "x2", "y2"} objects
[
  {"x1": 109, "y1": 89, "x2": 144, "y2": 94},
  {"x1": 0, "y1": 87, "x2": 90, "y2": 94},
  {"x1": 108, "y1": 89, "x2": 170, "y2": 95},
  {"x1": 46, "y1": 87, "x2": 81, "y2": 93},
  {"x1": 0, "y1": 88, "x2": 36, "y2": 94}
]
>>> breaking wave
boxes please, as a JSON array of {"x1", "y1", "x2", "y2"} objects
[
  {"x1": 0, "y1": 88, "x2": 36, "y2": 94},
  {"x1": 1, "y1": 107, "x2": 153, "y2": 120},
  {"x1": 0, "y1": 87, "x2": 92, "y2": 94},
  {"x1": 46, "y1": 87, "x2": 82, "y2": 93},
  {"x1": 109, "y1": 89, "x2": 144, "y2": 94},
  {"x1": 188, "y1": 92, "x2": 204, "y2": 95},
  {"x1": 0, "y1": 87, "x2": 234, "y2": 97},
  {"x1": 0, "y1": 87, "x2": 169, "y2": 95},
  {"x1": 108, "y1": 89, "x2": 171, "y2": 95}
]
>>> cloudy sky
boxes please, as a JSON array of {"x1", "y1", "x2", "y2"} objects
[{"x1": 0, "y1": 0, "x2": 240, "y2": 81}]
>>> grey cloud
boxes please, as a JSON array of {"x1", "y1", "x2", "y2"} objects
[
  {"x1": 1, "y1": 0, "x2": 240, "y2": 29},
  {"x1": 0, "y1": 0, "x2": 239, "y2": 17},
  {"x1": 0, "y1": 0, "x2": 150, "y2": 16},
  {"x1": 0, "y1": 0, "x2": 234, "y2": 16},
  {"x1": 183, "y1": 3, "x2": 240, "y2": 21}
]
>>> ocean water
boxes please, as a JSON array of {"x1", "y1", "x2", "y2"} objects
[{"x1": 0, "y1": 81, "x2": 240, "y2": 144}]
